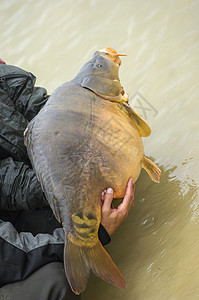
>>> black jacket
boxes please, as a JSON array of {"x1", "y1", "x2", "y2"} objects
[
  {"x1": 0, "y1": 63, "x2": 110, "y2": 287},
  {"x1": 0, "y1": 64, "x2": 48, "y2": 210}
]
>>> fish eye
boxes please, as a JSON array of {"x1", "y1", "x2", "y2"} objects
[{"x1": 96, "y1": 64, "x2": 102, "y2": 68}]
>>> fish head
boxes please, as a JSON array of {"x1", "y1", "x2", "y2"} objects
[{"x1": 73, "y1": 47, "x2": 127, "y2": 102}]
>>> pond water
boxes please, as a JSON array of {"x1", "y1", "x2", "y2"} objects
[{"x1": 1, "y1": 0, "x2": 199, "y2": 299}]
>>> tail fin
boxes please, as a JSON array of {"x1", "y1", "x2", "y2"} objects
[
  {"x1": 142, "y1": 156, "x2": 161, "y2": 183},
  {"x1": 64, "y1": 237, "x2": 126, "y2": 295}
]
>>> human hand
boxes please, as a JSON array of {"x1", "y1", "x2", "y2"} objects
[{"x1": 101, "y1": 178, "x2": 135, "y2": 236}]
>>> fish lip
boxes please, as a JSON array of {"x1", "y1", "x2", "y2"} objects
[{"x1": 97, "y1": 47, "x2": 127, "y2": 66}]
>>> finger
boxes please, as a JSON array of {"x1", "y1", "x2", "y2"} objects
[
  {"x1": 126, "y1": 178, "x2": 134, "y2": 197},
  {"x1": 102, "y1": 188, "x2": 114, "y2": 212},
  {"x1": 130, "y1": 191, "x2": 135, "y2": 207},
  {"x1": 119, "y1": 178, "x2": 134, "y2": 211},
  {"x1": 131, "y1": 184, "x2": 135, "y2": 202},
  {"x1": 101, "y1": 190, "x2": 106, "y2": 201}
]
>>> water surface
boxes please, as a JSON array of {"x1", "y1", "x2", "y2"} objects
[{"x1": 1, "y1": 0, "x2": 199, "y2": 299}]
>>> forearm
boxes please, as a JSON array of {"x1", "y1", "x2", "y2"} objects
[{"x1": 0, "y1": 157, "x2": 47, "y2": 210}]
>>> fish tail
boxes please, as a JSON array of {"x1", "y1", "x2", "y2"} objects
[
  {"x1": 142, "y1": 156, "x2": 161, "y2": 183},
  {"x1": 64, "y1": 236, "x2": 126, "y2": 295}
]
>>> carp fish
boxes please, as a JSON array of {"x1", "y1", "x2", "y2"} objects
[{"x1": 24, "y1": 47, "x2": 161, "y2": 295}]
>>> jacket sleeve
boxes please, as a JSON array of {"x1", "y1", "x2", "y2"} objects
[
  {"x1": 23, "y1": 86, "x2": 49, "y2": 121},
  {"x1": 0, "y1": 64, "x2": 49, "y2": 210},
  {"x1": 98, "y1": 224, "x2": 111, "y2": 246},
  {"x1": 0, "y1": 220, "x2": 64, "y2": 287},
  {"x1": 0, "y1": 64, "x2": 49, "y2": 121},
  {"x1": 0, "y1": 220, "x2": 110, "y2": 288},
  {"x1": 0, "y1": 157, "x2": 47, "y2": 210}
]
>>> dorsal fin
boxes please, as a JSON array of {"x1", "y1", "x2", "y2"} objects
[{"x1": 121, "y1": 103, "x2": 151, "y2": 137}]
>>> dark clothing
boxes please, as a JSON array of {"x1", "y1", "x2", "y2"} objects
[
  {"x1": 0, "y1": 262, "x2": 80, "y2": 300},
  {"x1": 0, "y1": 63, "x2": 110, "y2": 298},
  {"x1": 0, "y1": 64, "x2": 49, "y2": 210}
]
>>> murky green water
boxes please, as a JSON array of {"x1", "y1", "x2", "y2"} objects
[{"x1": 1, "y1": 0, "x2": 199, "y2": 299}]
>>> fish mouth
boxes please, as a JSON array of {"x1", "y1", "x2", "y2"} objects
[
  {"x1": 97, "y1": 47, "x2": 127, "y2": 66},
  {"x1": 96, "y1": 47, "x2": 129, "y2": 103}
]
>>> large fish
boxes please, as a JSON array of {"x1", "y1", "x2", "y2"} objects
[{"x1": 24, "y1": 47, "x2": 161, "y2": 295}]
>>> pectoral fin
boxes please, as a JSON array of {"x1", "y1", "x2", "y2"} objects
[
  {"x1": 142, "y1": 156, "x2": 161, "y2": 183},
  {"x1": 121, "y1": 103, "x2": 151, "y2": 137}
]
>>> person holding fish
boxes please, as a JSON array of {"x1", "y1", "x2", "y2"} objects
[{"x1": 0, "y1": 58, "x2": 135, "y2": 300}]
